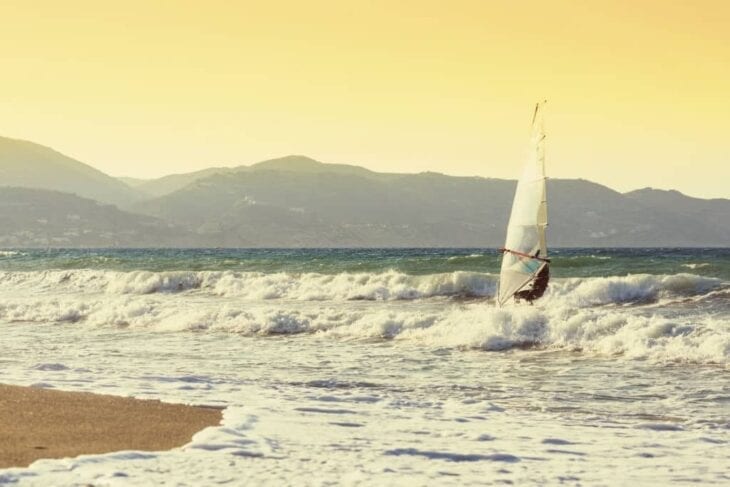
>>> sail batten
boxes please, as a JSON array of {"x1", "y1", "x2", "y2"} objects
[{"x1": 497, "y1": 102, "x2": 549, "y2": 306}]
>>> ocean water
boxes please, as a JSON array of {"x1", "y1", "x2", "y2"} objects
[{"x1": 0, "y1": 248, "x2": 728, "y2": 486}]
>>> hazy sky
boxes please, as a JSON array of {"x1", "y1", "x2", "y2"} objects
[{"x1": 2, "y1": 0, "x2": 728, "y2": 197}]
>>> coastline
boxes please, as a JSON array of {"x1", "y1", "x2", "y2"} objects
[{"x1": 0, "y1": 384, "x2": 222, "y2": 469}]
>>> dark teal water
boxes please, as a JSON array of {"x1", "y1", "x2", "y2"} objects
[{"x1": 1, "y1": 248, "x2": 729, "y2": 279}]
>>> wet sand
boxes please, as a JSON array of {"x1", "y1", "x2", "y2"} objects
[{"x1": 0, "y1": 384, "x2": 222, "y2": 469}]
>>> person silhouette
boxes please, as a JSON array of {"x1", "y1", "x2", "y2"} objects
[{"x1": 514, "y1": 250, "x2": 550, "y2": 304}]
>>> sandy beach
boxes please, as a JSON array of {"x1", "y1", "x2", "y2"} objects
[{"x1": 0, "y1": 384, "x2": 222, "y2": 469}]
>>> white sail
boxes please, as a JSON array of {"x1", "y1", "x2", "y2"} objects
[{"x1": 497, "y1": 102, "x2": 549, "y2": 306}]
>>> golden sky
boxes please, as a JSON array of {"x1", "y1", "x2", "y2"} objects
[{"x1": 2, "y1": 0, "x2": 728, "y2": 197}]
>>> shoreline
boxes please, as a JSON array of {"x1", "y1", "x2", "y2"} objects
[{"x1": 0, "y1": 384, "x2": 222, "y2": 469}]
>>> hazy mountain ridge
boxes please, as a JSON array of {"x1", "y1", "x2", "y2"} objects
[
  {"x1": 122, "y1": 155, "x2": 396, "y2": 198},
  {"x1": 132, "y1": 168, "x2": 514, "y2": 247},
  {"x1": 123, "y1": 167, "x2": 235, "y2": 197},
  {"x1": 132, "y1": 162, "x2": 730, "y2": 247},
  {"x1": 0, "y1": 136, "x2": 140, "y2": 206},
  {"x1": 1, "y1": 136, "x2": 728, "y2": 247},
  {"x1": 117, "y1": 177, "x2": 149, "y2": 188},
  {"x1": 0, "y1": 188, "x2": 201, "y2": 248}
]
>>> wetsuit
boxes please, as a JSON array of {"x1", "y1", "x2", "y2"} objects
[{"x1": 514, "y1": 264, "x2": 550, "y2": 303}]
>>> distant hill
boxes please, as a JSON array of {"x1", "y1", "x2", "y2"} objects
[
  {"x1": 626, "y1": 187, "x2": 730, "y2": 224},
  {"x1": 132, "y1": 167, "x2": 512, "y2": 247},
  {"x1": 117, "y1": 176, "x2": 149, "y2": 188},
  {"x1": 131, "y1": 157, "x2": 730, "y2": 247},
  {"x1": 118, "y1": 156, "x2": 391, "y2": 198},
  {"x1": 624, "y1": 188, "x2": 730, "y2": 245},
  {"x1": 123, "y1": 167, "x2": 234, "y2": 197},
  {"x1": 2, "y1": 136, "x2": 729, "y2": 247},
  {"x1": 0, "y1": 136, "x2": 139, "y2": 206},
  {"x1": 0, "y1": 187, "x2": 201, "y2": 248},
  {"x1": 249, "y1": 155, "x2": 389, "y2": 180}
]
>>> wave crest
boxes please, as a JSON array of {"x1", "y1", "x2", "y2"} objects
[
  {"x1": 2, "y1": 297, "x2": 726, "y2": 364},
  {"x1": 545, "y1": 273, "x2": 721, "y2": 307},
  {"x1": 0, "y1": 269, "x2": 727, "y2": 364},
  {"x1": 0, "y1": 270, "x2": 722, "y2": 306},
  {"x1": 0, "y1": 269, "x2": 497, "y2": 301}
]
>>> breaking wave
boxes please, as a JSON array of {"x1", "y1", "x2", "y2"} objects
[
  {"x1": 0, "y1": 269, "x2": 727, "y2": 364},
  {"x1": 0, "y1": 250, "x2": 24, "y2": 257},
  {"x1": 0, "y1": 269, "x2": 497, "y2": 301},
  {"x1": 1, "y1": 295, "x2": 727, "y2": 365},
  {"x1": 0, "y1": 269, "x2": 722, "y2": 303},
  {"x1": 544, "y1": 273, "x2": 721, "y2": 307}
]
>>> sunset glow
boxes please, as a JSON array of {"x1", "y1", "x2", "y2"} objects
[{"x1": 3, "y1": 0, "x2": 728, "y2": 197}]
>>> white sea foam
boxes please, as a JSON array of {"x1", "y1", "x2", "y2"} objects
[
  {"x1": 1, "y1": 267, "x2": 728, "y2": 485},
  {"x1": 447, "y1": 253, "x2": 483, "y2": 261},
  {"x1": 0, "y1": 269, "x2": 497, "y2": 300},
  {"x1": 0, "y1": 250, "x2": 23, "y2": 257},
  {"x1": 544, "y1": 273, "x2": 721, "y2": 307},
  {"x1": 0, "y1": 269, "x2": 721, "y2": 303},
  {"x1": 0, "y1": 295, "x2": 727, "y2": 365},
  {"x1": 1, "y1": 314, "x2": 727, "y2": 486},
  {"x1": 0, "y1": 270, "x2": 727, "y2": 365}
]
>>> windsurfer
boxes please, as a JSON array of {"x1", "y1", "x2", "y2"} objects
[
  {"x1": 514, "y1": 263, "x2": 550, "y2": 304},
  {"x1": 496, "y1": 102, "x2": 550, "y2": 307}
]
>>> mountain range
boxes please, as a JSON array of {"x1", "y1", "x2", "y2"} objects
[
  {"x1": 1, "y1": 135, "x2": 728, "y2": 247},
  {"x1": 0, "y1": 136, "x2": 139, "y2": 206}
]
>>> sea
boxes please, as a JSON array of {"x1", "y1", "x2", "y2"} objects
[{"x1": 0, "y1": 248, "x2": 728, "y2": 486}]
